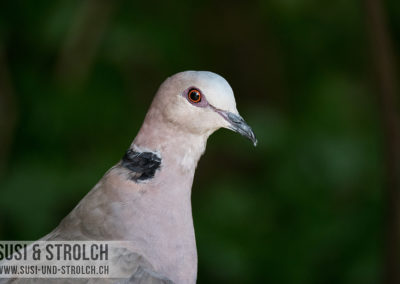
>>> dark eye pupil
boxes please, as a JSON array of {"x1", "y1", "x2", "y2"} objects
[{"x1": 189, "y1": 90, "x2": 200, "y2": 102}]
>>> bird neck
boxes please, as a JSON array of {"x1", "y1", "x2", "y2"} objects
[
  {"x1": 131, "y1": 107, "x2": 209, "y2": 173},
  {"x1": 122, "y1": 108, "x2": 202, "y2": 283}
]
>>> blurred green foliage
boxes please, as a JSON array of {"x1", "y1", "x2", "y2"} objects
[{"x1": 0, "y1": 0, "x2": 399, "y2": 283}]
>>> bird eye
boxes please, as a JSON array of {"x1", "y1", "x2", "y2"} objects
[{"x1": 188, "y1": 88, "x2": 202, "y2": 103}]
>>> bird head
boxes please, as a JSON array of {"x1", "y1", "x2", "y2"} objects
[{"x1": 151, "y1": 71, "x2": 257, "y2": 146}]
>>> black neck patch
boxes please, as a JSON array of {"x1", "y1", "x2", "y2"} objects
[{"x1": 121, "y1": 149, "x2": 161, "y2": 182}]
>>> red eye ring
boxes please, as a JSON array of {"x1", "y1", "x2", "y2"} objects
[{"x1": 188, "y1": 88, "x2": 202, "y2": 103}]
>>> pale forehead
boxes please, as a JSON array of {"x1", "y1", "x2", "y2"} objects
[{"x1": 172, "y1": 71, "x2": 237, "y2": 112}]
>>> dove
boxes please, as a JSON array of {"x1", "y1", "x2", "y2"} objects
[{"x1": 2, "y1": 71, "x2": 257, "y2": 284}]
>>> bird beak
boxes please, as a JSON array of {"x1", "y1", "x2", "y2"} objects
[{"x1": 225, "y1": 112, "x2": 258, "y2": 146}]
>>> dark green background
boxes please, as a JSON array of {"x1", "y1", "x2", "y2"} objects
[{"x1": 0, "y1": 0, "x2": 399, "y2": 283}]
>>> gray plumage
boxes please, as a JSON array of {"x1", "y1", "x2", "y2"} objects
[{"x1": 1, "y1": 71, "x2": 257, "y2": 284}]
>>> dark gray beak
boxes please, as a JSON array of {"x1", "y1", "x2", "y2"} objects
[{"x1": 226, "y1": 112, "x2": 258, "y2": 146}]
